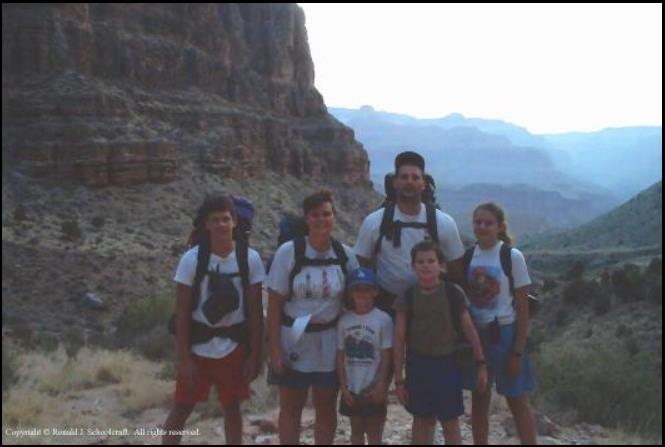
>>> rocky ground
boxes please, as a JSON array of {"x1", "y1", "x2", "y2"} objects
[{"x1": 2, "y1": 384, "x2": 623, "y2": 445}]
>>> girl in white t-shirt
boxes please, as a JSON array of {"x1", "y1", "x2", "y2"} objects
[{"x1": 462, "y1": 202, "x2": 537, "y2": 445}]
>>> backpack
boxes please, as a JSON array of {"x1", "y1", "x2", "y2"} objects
[
  {"x1": 403, "y1": 274, "x2": 474, "y2": 368},
  {"x1": 266, "y1": 213, "x2": 309, "y2": 274},
  {"x1": 373, "y1": 173, "x2": 440, "y2": 257},
  {"x1": 462, "y1": 243, "x2": 539, "y2": 316},
  {"x1": 168, "y1": 196, "x2": 254, "y2": 343}
]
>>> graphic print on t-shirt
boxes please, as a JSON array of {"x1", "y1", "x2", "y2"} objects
[
  {"x1": 467, "y1": 265, "x2": 501, "y2": 309},
  {"x1": 296, "y1": 269, "x2": 338, "y2": 300},
  {"x1": 202, "y1": 266, "x2": 240, "y2": 324},
  {"x1": 344, "y1": 325, "x2": 376, "y2": 364}
]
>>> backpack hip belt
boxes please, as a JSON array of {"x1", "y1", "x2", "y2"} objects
[
  {"x1": 189, "y1": 320, "x2": 248, "y2": 345},
  {"x1": 281, "y1": 312, "x2": 339, "y2": 333}
]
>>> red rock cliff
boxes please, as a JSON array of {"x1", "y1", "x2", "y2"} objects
[{"x1": 2, "y1": 3, "x2": 369, "y2": 187}]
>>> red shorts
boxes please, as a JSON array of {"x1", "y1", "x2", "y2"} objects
[{"x1": 174, "y1": 345, "x2": 250, "y2": 406}]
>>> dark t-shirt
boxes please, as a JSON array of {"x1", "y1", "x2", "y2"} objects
[{"x1": 394, "y1": 281, "x2": 466, "y2": 356}]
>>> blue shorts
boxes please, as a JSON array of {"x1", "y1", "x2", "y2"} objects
[
  {"x1": 267, "y1": 367, "x2": 338, "y2": 390},
  {"x1": 462, "y1": 322, "x2": 536, "y2": 397},
  {"x1": 405, "y1": 351, "x2": 464, "y2": 421}
]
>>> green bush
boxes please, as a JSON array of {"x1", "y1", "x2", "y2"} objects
[
  {"x1": 2, "y1": 345, "x2": 19, "y2": 391},
  {"x1": 542, "y1": 277, "x2": 557, "y2": 292},
  {"x1": 61, "y1": 219, "x2": 82, "y2": 240},
  {"x1": 563, "y1": 279, "x2": 600, "y2": 308},
  {"x1": 564, "y1": 261, "x2": 586, "y2": 281},
  {"x1": 592, "y1": 293, "x2": 611, "y2": 315},
  {"x1": 115, "y1": 293, "x2": 173, "y2": 347},
  {"x1": 535, "y1": 346, "x2": 662, "y2": 436}
]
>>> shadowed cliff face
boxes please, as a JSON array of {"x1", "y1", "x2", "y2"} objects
[{"x1": 2, "y1": 3, "x2": 369, "y2": 187}]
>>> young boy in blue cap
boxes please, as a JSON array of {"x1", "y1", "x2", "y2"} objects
[{"x1": 336, "y1": 267, "x2": 394, "y2": 445}]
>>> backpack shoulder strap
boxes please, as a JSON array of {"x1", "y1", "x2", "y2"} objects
[
  {"x1": 191, "y1": 233, "x2": 211, "y2": 310},
  {"x1": 375, "y1": 202, "x2": 396, "y2": 256},
  {"x1": 500, "y1": 243, "x2": 515, "y2": 297},
  {"x1": 462, "y1": 245, "x2": 475, "y2": 287},
  {"x1": 235, "y1": 239, "x2": 250, "y2": 293},
  {"x1": 288, "y1": 236, "x2": 307, "y2": 300},
  {"x1": 425, "y1": 203, "x2": 439, "y2": 245},
  {"x1": 444, "y1": 279, "x2": 468, "y2": 339},
  {"x1": 331, "y1": 238, "x2": 349, "y2": 277}
]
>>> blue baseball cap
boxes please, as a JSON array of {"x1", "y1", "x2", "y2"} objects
[{"x1": 347, "y1": 267, "x2": 378, "y2": 289}]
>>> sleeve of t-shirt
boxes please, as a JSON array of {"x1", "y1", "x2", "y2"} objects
[
  {"x1": 266, "y1": 242, "x2": 294, "y2": 297},
  {"x1": 248, "y1": 249, "x2": 266, "y2": 286},
  {"x1": 511, "y1": 248, "x2": 532, "y2": 289},
  {"x1": 436, "y1": 211, "x2": 465, "y2": 262},
  {"x1": 380, "y1": 313, "x2": 394, "y2": 349},
  {"x1": 353, "y1": 211, "x2": 381, "y2": 259},
  {"x1": 449, "y1": 283, "x2": 470, "y2": 313},
  {"x1": 393, "y1": 291, "x2": 408, "y2": 313},
  {"x1": 173, "y1": 249, "x2": 197, "y2": 286}
]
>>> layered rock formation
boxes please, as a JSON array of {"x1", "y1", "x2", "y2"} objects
[{"x1": 2, "y1": 3, "x2": 369, "y2": 187}]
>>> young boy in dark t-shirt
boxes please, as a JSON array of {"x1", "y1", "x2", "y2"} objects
[{"x1": 393, "y1": 241, "x2": 487, "y2": 445}]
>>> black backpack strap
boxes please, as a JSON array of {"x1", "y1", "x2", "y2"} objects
[
  {"x1": 288, "y1": 236, "x2": 307, "y2": 300},
  {"x1": 235, "y1": 240, "x2": 250, "y2": 293},
  {"x1": 235, "y1": 240, "x2": 251, "y2": 328},
  {"x1": 500, "y1": 243, "x2": 515, "y2": 298},
  {"x1": 330, "y1": 238, "x2": 349, "y2": 277},
  {"x1": 462, "y1": 246, "x2": 475, "y2": 288},
  {"x1": 425, "y1": 203, "x2": 439, "y2": 245},
  {"x1": 191, "y1": 232, "x2": 211, "y2": 310},
  {"x1": 375, "y1": 202, "x2": 396, "y2": 256}
]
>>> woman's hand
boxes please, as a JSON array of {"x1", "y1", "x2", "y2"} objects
[
  {"x1": 342, "y1": 388, "x2": 355, "y2": 408},
  {"x1": 368, "y1": 381, "x2": 388, "y2": 405}
]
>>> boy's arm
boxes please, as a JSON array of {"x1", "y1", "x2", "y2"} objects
[
  {"x1": 460, "y1": 308, "x2": 484, "y2": 363},
  {"x1": 336, "y1": 350, "x2": 348, "y2": 391},
  {"x1": 393, "y1": 311, "x2": 407, "y2": 384}
]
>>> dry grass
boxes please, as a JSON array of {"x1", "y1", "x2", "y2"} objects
[{"x1": 2, "y1": 344, "x2": 172, "y2": 432}]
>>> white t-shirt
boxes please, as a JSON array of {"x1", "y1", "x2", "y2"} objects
[
  {"x1": 174, "y1": 245, "x2": 266, "y2": 359},
  {"x1": 354, "y1": 204, "x2": 465, "y2": 296},
  {"x1": 267, "y1": 237, "x2": 359, "y2": 372},
  {"x1": 466, "y1": 241, "x2": 531, "y2": 326},
  {"x1": 337, "y1": 308, "x2": 394, "y2": 394}
]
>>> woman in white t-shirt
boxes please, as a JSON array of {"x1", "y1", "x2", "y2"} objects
[
  {"x1": 267, "y1": 190, "x2": 358, "y2": 445},
  {"x1": 461, "y1": 202, "x2": 537, "y2": 445}
]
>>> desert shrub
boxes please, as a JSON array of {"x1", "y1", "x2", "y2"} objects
[
  {"x1": 61, "y1": 219, "x2": 82, "y2": 240},
  {"x1": 647, "y1": 258, "x2": 662, "y2": 276},
  {"x1": 91, "y1": 215, "x2": 106, "y2": 229},
  {"x1": 542, "y1": 277, "x2": 557, "y2": 292},
  {"x1": 563, "y1": 279, "x2": 600, "y2": 308},
  {"x1": 13, "y1": 204, "x2": 27, "y2": 222},
  {"x1": 536, "y1": 345, "x2": 661, "y2": 436},
  {"x1": 564, "y1": 261, "x2": 585, "y2": 281},
  {"x1": 114, "y1": 293, "x2": 173, "y2": 352},
  {"x1": 2, "y1": 345, "x2": 19, "y2": 391},
  {"x1": 612, "y1": 264, "x2": 644, "y2": 303},
  {"x1": 592, "y1": 293, "x2": 611, "y2": 315}
]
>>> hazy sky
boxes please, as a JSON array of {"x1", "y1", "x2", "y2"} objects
[{"x1": 299, "y1": 3, "x2": 662, "y2": 134}]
